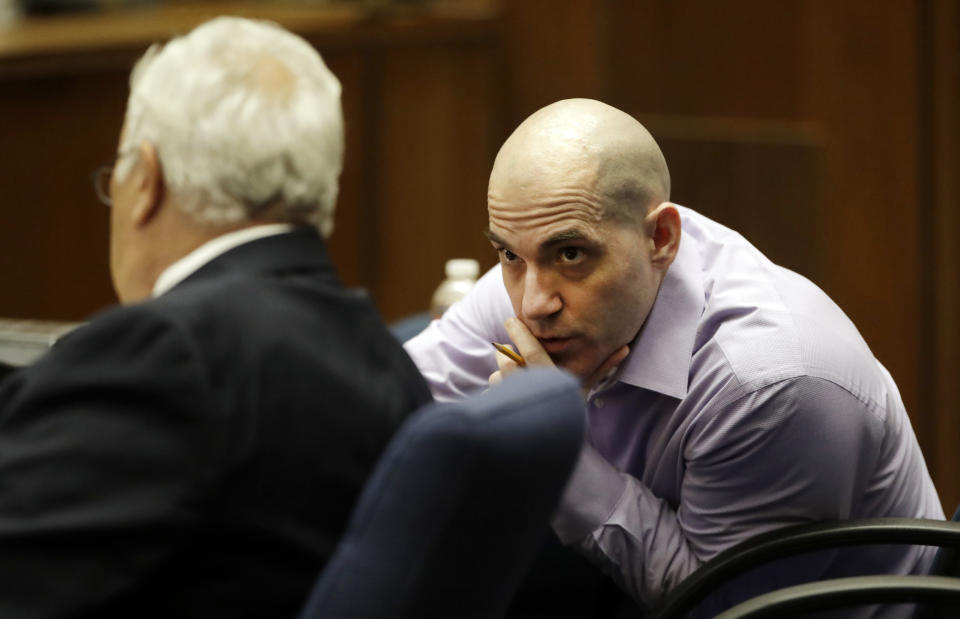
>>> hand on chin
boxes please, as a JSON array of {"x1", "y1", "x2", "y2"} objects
[{"x1": 489, "y1": 318, "x2": 629, "y2": 396}]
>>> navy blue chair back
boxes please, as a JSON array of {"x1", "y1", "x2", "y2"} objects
[{"x1": 298, "y1": 367, "x2": 586, "y2": 619}]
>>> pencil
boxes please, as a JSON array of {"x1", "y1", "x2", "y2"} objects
[{"x1": 491, "y1": 342, "x2": 526, "y2": 367}]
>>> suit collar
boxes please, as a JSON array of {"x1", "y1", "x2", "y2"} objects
[
  {"x1": 153, "y1": 224, "x2": 296, "y2": 297},
  {"x1": 172, "y1": 226, "x2": 338, "y2": 292}
]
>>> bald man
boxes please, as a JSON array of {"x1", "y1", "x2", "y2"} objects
[{"x1": 405, "y1": 99, "x2": 942, "y2": 616}]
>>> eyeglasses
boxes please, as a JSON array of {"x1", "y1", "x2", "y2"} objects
[
  {"x1": 90, "y1": 148, "x2": 137, "y2": 207},
  {"x1": 91, "y1": 163, "x2": 115, "y2": 207}
]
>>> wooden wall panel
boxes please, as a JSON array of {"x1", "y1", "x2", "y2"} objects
[
  {"x1": 606, "y1": 1, "x2": 805, "y2": 119},
  {"x1": 319, "y1": 52, "x2": 370, "y2": 289},
  {"x1": 648, "y1": 117, "x2": 824, "y2": 278},
  {"x1": 923, "y1": 0, "x2": 960, "y2": 513},
  {"x1": 0, "y1": 69, "x2": 126, "y2": 320},
  {"x1": 500, "y1": 0, "x2": 607, "y2": 124},
  {"x1": 376, "y1": 42, "x2": 500, "y2": 320}
]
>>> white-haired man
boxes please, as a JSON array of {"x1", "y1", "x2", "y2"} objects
[
  {"x1": 0, "y1": 17, "x2": 431, "y2": 617},
  {"x1": 405, "y1": 98, "x2": 943, "y2": 617}
]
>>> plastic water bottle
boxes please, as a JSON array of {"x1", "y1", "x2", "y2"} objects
[{"x1": 430, "y1": 258, "x2": 479, "y2": 319}]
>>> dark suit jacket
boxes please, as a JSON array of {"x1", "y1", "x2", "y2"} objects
[{"x1": 0, "y1": 229, "x2": 432, "y2": 618}]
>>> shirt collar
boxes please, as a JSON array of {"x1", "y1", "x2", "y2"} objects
[
  {"x1": 152, "y1": 223, "x2": 295, "y2": 297},
  {"x1": 614, "y1": 226, "x2": 704, "y2": 399}
]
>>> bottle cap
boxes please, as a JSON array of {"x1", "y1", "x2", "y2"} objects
[{"x1": 445, "y1": 258, "x2": 479, "y2": 280}]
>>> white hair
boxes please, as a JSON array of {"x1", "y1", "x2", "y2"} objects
[{"x1": 118, "y1": 16, "x2": 344, "y2": 237}]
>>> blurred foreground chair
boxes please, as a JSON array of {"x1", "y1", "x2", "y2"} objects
[
  {"x1": 652, "y1": 506, "x2": 960, "y2": 619},
  {"x1": 298, "y1": 367, "x2": 586, "y2": 619},
  {"x1": 389, "y1": 311, "x2": 432, "y2": 343}
]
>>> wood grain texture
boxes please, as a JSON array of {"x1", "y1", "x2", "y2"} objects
[{"x1": 921, "y1": 0, "x2": 960, "y2": 513}]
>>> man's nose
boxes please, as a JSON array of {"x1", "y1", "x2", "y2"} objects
[{"x1": 521, "y1": 268, "x2": 562, "y2": 320}]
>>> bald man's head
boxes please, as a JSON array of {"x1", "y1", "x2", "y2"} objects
[
  {"x1": 489, "y1": 99, "x2": 670, "y2": 226},
  {"x1": 485, "y1": 99, "x2": 681, "y2": 382}
]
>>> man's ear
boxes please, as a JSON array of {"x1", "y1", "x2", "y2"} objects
[
  {"x1": 645, "y1": 202, "x2": 681, "y2": 268},
  {"x1": 131, "y1": 142, "x2": 165, "y2": 227}
]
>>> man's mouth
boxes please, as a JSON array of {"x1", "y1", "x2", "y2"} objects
[{"x1": 537, "y1": 336, "x2": 574, "y2": 354}]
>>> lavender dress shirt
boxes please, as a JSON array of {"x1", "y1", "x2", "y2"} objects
[{"x1": 404, "y1": 205, "x2": 943, "y2": 616}]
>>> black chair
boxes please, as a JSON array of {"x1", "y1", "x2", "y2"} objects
[
  {"x1": 714, "y1": 575, "x2": 960, "y2": 619},
  {"x1": 927, "y1": 504, "x2": 960, "y2": 583},
  {"x1": 652, "y1": 507, "x2": 960, "y2": 619},
  {"x1": 297, "y1": 367, "x2": 587, "y2": 619}
]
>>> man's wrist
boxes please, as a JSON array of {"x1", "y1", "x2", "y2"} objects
[{"x1": 552, "y1": 443, "x2": 630, "y2": 544}]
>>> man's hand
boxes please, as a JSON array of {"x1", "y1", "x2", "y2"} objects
[
  {"x1": 489, "y1": 317, "x2": 553, "y2": 385},
  {"x1": 489, "y1": 317, "x2": 629, "y2": 394}
]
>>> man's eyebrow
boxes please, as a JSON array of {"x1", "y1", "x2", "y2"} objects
[
  {"x1": 483, "y1": 228, "x2": 508, "y2": 246},
  {"x1": 541, "y1": 229, "x2": 589, "y2": 249},
  {"x1": 483, "y1": 228, "x2": 593, "y2": 252}
]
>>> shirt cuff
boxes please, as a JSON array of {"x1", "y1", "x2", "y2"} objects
[{"x1": 552, "y1": 443, "x2": 630, "y2": 544}]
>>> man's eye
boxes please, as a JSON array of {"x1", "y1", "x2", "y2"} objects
[
  {"x1": 499, "y1": 248, "x2": 518, "y2": 263},
  {"x1": 560, "y1": 247, "x2": 583, "y2": 262}
]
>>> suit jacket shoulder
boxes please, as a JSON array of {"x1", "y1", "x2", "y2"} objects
[{"x1": 0, "y1": 230, "x2": 432, "y2": 618}]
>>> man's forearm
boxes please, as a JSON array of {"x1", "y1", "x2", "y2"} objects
[{"x1": 552, "y1": 444, "x2": 703, "y2": 607}]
